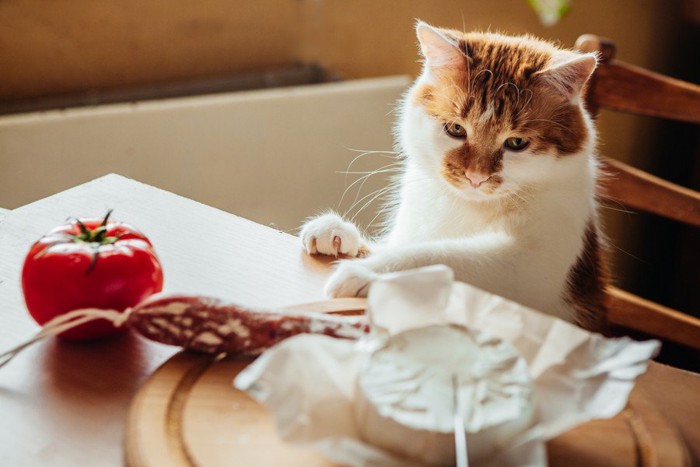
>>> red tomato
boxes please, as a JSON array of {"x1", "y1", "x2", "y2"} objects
[{"x1": 21, "y1": 212, "x2": 164, "y2": 340}]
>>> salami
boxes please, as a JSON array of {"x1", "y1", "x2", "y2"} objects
[
  {"x1": 129, "y1": 294, "x2": 369, "y2": 354},
  {"x1": 0, "y1": 294, "x2": 369, "y2": 368}
]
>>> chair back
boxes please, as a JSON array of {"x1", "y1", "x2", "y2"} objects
[{"x1": 575, "y1": 34, "x2": 700, "y2": 350}]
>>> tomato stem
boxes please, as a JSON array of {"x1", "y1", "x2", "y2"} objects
[
  {"x1": 100, "y1": 209, "x2": 113, "y2": 227},
  {"x1": 76, "y1": 210, "x2": 113, "y2": 244},
  {"x1": 36, "y1": 210, "x2": 118, "y2": 274},
  {"x1": 80, "y1": 210, "x2": 114, "y2": 274}
]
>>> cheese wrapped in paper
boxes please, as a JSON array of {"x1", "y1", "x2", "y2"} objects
[
  {"x1": 234, "y1": 266, "x2": 659, "y2": 467},
  {"x1": 354, "y1": 324, "x2": 535, "y2": 465}
]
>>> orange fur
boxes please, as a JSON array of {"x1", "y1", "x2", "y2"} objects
[{"x1": 415, "y1": 30, "x2": 590, "y2": 190}]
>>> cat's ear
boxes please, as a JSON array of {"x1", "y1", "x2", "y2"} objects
[
  {"x1": 534, "y1": 53, "x2": 597, "y2": 101},
  {"x1": 416, "y1": 21, "x2": 467, "y2": 72}
]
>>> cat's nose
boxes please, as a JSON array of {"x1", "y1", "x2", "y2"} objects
[{"x1": 464, "y1": 171, "x2": 491, "y2": 188}]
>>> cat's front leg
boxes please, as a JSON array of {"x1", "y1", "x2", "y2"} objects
[
  {"x1": 324, "y1": 235, "x2": 515, "y2": 298},
  {"x1": 300, "y1": 212, "x2": 370, "y2": 258},
  {"x1": 324, "y1": 251, "x2": 403, "y2": 298},
  {"x1": 324, "y1": 260, "x2": 379, "y2": 297}
]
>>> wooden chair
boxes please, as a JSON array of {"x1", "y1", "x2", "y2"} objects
[{"x1": 575, "y1": 35, "x2": 700, "y2": 351}]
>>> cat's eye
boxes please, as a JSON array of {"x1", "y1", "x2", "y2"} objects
[
  {"x1": 444, "y1": 122, "x2": 467, "y2": 138},
  {"x1": 504, "y1": 137, "x2": 529, "y2": 151}
]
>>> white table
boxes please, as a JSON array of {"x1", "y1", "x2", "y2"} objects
[{"x1": 0, "y1": 174, "x2": 331, "y2": 467}]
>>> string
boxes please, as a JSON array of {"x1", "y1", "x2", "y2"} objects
[
  {"x1": 453, "y1": 373, "x2": 469, "y2": 467},
  {"x1": 0, "y1": 307, "x2": 133, "y2": 369}
]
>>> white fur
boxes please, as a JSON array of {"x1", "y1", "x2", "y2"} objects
[
  {"x1": 300, "y1": 212, "x2": 368, "y2": 257},
  {"x1": 300, "y1": 52, "x2": 599, "y2": 324}
]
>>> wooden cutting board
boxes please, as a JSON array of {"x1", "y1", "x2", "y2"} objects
[{"x1": 125, "y1": 351, "x2": 690, "y2": 467}]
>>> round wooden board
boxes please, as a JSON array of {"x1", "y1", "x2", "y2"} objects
[
  {"x1": 125, "y1": 352, "x2": 332, "y2": 467},
  {"x1": 125, "y1": 352, "x2": 690, "y2": 467}
]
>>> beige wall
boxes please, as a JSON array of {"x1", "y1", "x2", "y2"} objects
[
  {"x1": 0, "y1": 0, "x2": 680, "y2": 170},
  {"x1": 0, "y1": 77, "x2": 409, "y2": 232},
  {"x1": 0, "y1": 1, "x2": 301, "y2": 100},
  {"x1": 300, "y1": 0, "x2": 672, "y2": 80},
  {"x1": 0, "y1": 0, "x2": 679, "y2": 101}
]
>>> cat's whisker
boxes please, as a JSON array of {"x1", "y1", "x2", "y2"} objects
[
  {"x1": 345, "y1": 148, "x2": 400, "y2": 155},
  {"x1": 348, "y1": 185, "x2": 394, "y2": 223},
  {"x1": 335, "y1": 150, "x2": 400, "y2": 209},
  {"x1": 495, "y1": 82, "x2": 520, "y2": 97},
  {"x1": 337, "y1": 163, "x2": 403, "y2": 211},
  {"x1": 347, "y1": 183, "x2": 395, "y2": 215},
  {"x1": 599, "y1": 203, "x2": 636, "y2": 215},
  {"x1": 470, "y1": 69, "x2": 494, "y2": 88},
  {"x1": 349, "y1": 195, "x2": 392, "y2": 227},
  {"x1": 524, "y1": 118, "x2": 575, "y2": 135},
  {"x1": 434, "y1": 86, "x2": 464, "y2": 111},
  {"x1": 606, "y1": 239, "x2": 648, "y2": 264},
  {"x1": 500, "y1": 187, "x2": 533, "y2": 207},
  {"x1": 342, "y1": 181, "x2": 393, "y2": 217},
  {"x1": 512, "y1": 89, "x2": 534, "y2": 119},
  {"x1": 367, "y1": 202, "x2": 397, "y2": 232},
  {"x1": 344, "y1": 151, "x2": 399, "y2": 174},
  {"x1": 339, "y1": 168, "x2": 398, "y2": 212},
  {"x1": 336, "y1": 164, "x2": 403, "y2": 176},
  {"x1": 595, "y1": 192, "x2": 632, "y2": 213},
  {"x1": 511, "y1": 193, "x2": 529, "y2": 206},
  {"x1": 385, "y1": 104, "x2": 399, "y2": 117},
  {"x1": 337, "y1": 169, "x2": 402, "y2": 179},
  {"x1": 344, "y1": 149, "x2": 399, "y2": 170}
]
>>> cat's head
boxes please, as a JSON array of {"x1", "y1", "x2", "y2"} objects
[{"x1": 399, "y1": 22, "x2": 597, "y2": 201}]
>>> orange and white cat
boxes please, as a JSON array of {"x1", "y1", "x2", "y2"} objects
[{"x1": 300, "y1": 22, "x2": 606, "y2": 330}]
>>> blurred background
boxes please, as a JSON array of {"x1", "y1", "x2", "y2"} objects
[{"x1": 0, "y1": 1, "x2": 698, "y2": 365}]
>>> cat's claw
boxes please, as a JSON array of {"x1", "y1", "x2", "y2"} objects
[
  {"x1": 325, "y1": 261, "x2": 378, "y2": 298},
  {"x1": 300, "y1": 213, "x2": 369, "y2": 258}
]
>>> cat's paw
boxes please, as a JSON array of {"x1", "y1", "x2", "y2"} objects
[
  {"x1": 300, "y1": 213, "x2": 369, "y2": 258},
  {"x1": 324, "y1": 261, "x2": 378, "y2": 298}
]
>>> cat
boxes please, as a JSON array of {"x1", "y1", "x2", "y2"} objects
[{"x1": 300, "y1": 21, "x2": 607, "y2": 330}]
